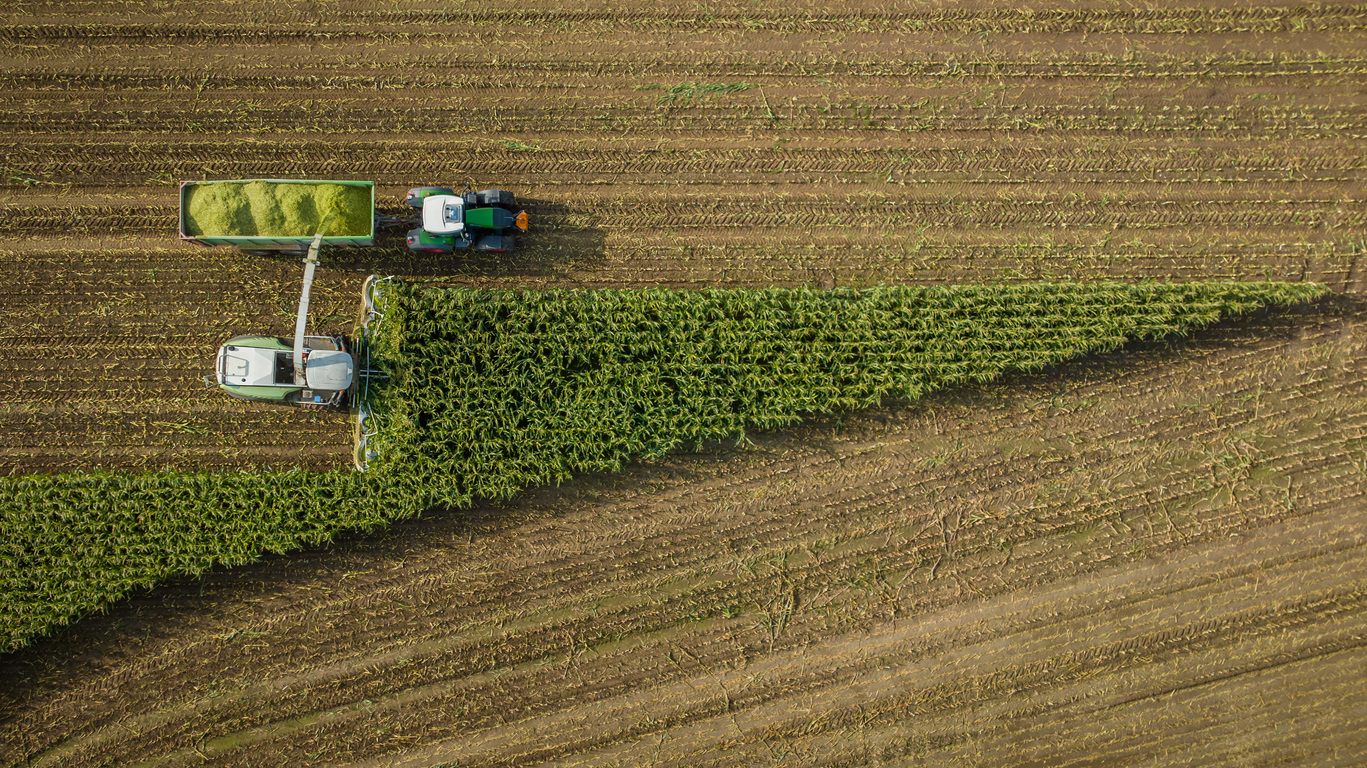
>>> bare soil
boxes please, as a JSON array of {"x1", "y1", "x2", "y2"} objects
[{"x1": 1, "y1": 0, "x2": 1364, "y2": 765}]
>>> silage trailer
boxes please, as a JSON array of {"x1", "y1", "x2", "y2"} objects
[{"x1": 179, "y1": 178, "x2": 528, "y2": 255}]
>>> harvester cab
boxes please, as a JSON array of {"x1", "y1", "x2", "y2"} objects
[{"x1": 405, "y1": 185, "x2": 528, "y2": 254}]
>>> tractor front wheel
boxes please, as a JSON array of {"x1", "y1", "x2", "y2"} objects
[{"x1": 406, "y1": 228, "x2": 455, "y2": 254}]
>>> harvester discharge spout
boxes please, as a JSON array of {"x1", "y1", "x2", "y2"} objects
[{"x1": 293, "y1": 233, "x2": 324, "y2": 383}]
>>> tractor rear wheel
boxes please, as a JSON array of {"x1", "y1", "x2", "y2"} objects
[
  {"x1": 476, "y1": 189, "x2": 516, "y2": 210},
  {"x1": 473, "y1": 234, "x2": 514, "y2": 252}
]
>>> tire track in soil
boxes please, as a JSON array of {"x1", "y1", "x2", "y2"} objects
[
  {"x1": 7, "y1": 303, "x2": 1362, "y2": 766},
  {"x1": 6, "y1": 103, "x2": 1362, "y2": 137},
  {"x1": 5, "y1": 139, "x2": 1364, "y2": 187},
  {"x1": 5, "y1": 69, "x2": 1366, "y2": 95},
  {"x1": 7, "y1": 66, "x2": 1364, "y2": 94}
]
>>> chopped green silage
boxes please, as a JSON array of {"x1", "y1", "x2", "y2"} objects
[{"x1": 184, "y1": 182, "x2": 371, "y2": 237}]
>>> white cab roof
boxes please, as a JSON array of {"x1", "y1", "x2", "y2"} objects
[
  {"x1": 422, "y1": 195, "x2": 466, "y2": 235},
  {"x1": 304, "y1": 349, "x2": 354, "y2": 391}
]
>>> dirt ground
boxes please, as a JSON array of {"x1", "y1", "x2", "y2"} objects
[{"x1": 1, "y1": 0, "x2": 1365, "y2": 765}]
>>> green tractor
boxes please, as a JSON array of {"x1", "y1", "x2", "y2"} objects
[{"x1": 405, "y1": 186, "x2": 528, "y2": 254}]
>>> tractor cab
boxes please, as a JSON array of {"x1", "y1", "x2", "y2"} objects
[{"x1": 422, "y1": 194, "x2": 467, "y2": 236}]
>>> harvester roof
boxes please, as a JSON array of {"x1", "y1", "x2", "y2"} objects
[{"x1": 215, "y1": 337, "x2": 353, "y2": 391}]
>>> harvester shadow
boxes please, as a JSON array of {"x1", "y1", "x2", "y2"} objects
[{"x1": 0, "y1": 297, "x2": 1346, "y2": 697}]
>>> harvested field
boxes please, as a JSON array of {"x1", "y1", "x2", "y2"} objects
[{"x1": 1, "y1": 0, "x2": 1365, "y2": 765}]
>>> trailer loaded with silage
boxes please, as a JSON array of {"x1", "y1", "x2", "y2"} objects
[{"x1": 179, "y1": 178, "x2": 529, "y2": 255}]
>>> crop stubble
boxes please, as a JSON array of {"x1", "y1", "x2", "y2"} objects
[{"x1": 1, "y1": 0, "x2": 1364, "y2": 766}]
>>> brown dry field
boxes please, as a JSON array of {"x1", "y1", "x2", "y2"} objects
[{"x1": 2, "y1": 0, "x2": 1366, "y2": 765}]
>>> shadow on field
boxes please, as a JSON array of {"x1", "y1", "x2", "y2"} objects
[
  {"x1": 0, "y1": 295, "x2": 1351, "y2": 710},
  {"x1": 240, "y1": 199, "x2": 607, "y2": 280}
]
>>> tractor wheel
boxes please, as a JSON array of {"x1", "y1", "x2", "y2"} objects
[
  {"x1": 476, "y1": 189, "x2": 516, "y2": 210},
  {"x1": 405, "y1": 187, "x2": 454, "y2": 209},
  {"x1": 406, "y1": 227, "x2": 455, "y2": 254},
  {"x1": 473, "y1": 234, "x2": 514, "y2": 253}
]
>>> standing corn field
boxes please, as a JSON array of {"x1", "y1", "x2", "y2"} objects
[{"x1": 364, "y1": 281, "x2": 1326, "y2": 505}]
